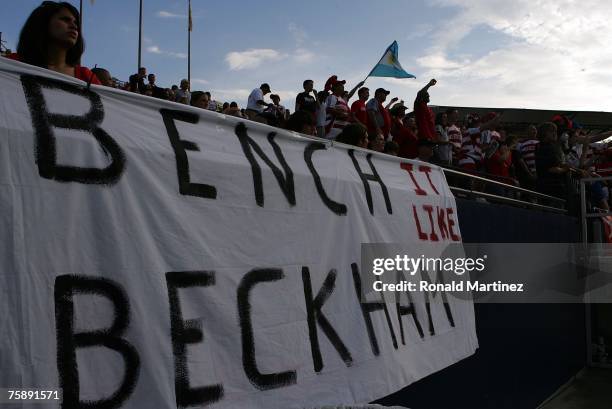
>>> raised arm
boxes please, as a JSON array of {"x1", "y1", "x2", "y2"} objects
[
  {"x1": 385, "y1": 97, "x2": 399, "y2": 110},
  {"x1": 419, "y1": 79, "x2": 437, "y2": 94}
]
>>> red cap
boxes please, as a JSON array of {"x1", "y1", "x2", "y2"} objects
[{"x1": 324, "y1": 75, "x2": 346, "y2": 92}]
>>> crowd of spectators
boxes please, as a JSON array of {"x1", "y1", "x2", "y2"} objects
[{"x1": 5, "y1": 0, "x2": 612, "y2": 212}]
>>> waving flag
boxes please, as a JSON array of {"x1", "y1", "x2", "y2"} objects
[{"x1": 368, "y1": 41, "x2": 415, "y2": 79}]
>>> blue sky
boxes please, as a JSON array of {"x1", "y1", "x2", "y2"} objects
[{"x1": 2, "y1": 0, "x2": 611, "y2": 111}]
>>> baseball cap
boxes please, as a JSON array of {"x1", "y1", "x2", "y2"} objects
[
  {"x1": 375, "y1": 88, "x2": 391, "y2": 95},
  {"x1": 324, "y1": 75, "x2": 346, "y2": 92},
  {"x1": 389, "y1": 104, "x2": 408, "y2": 116}
]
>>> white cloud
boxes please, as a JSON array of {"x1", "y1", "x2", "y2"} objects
[
  {"x1": 417, "y1": 53, "x2": 465, "y2": 70},
  {"x1": 412, "y1": 0, "x2": 612, "y2": 110},
  {"x1": 293, "y1": 48, "x2": 316, "y2": 63},
  {"x1": 191, "y1": 78, "x2": 210, "y2": 85},
  {"x1": 288, "y1": 23, "x2": 308, "y2": 45},
  {"x1": 157, "y1": 11, "x2": 185, "y2": 18},
  {"x1": 213, "y1": 89, "x2": 251, "y2": 102},
  {"x1": 225, "y1": 49, "x2": 286, "y2": 70},
  {"x1": 146, "y1": 45, "x2": 187, "y2": 59}
]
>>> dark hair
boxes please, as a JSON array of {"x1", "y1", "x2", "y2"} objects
[
  {"x1": 91, "y1": 67, "x2": 109, "y2": 78},
  {"x1": 336, "y1": 123, "x2": 367, "y2": 146},
  {"x1": 204, "y1": 91, "x2": 211, "y2": 98},
  {"x1": 303, "y1": 79, "x2": 313, "y2": 87},
  {"x1": 230, "y1": 101, "x2": 238, "y2": 108},
  {"x1": 435, "y1": 111, "x2": 447, "y2": 126},
  {"x1": 285, "y1": 111, "x2": 314, "y2": 134},
  {"x1": 190, "y1": 91, "x2": 205, "y2": 106},
  {"x1": 261, "y1": 83, "x2": 270, "y2": 89},
  {"x1": 384, "y1": 141, "x2": 399, "y2": 154},
  {"x1": 18, "y1": 1, "x2": 84, "y2": 68},
  {"x1": 538, "y1": 122, "x2": 557, "y2": 140},
  {"x1": 358, "y1": 87, "x2": 369, "y2": 97},
  {"x1": 317, "y1": 90, "x2": 328, "y2": 101}
]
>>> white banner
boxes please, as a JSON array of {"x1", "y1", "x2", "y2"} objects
[{"x1": 0, "y1": 58, "x2": 477, "y2": 409}]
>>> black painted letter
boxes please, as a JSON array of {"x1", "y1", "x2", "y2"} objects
[
  {"x1": 21, "y1": 75, "x2": 125, "y2": 185},
  {"x1": 351, "y1": 263, "x2": 398, "y2": 356},
  {"x1": 54, "y1": 275, "x2": 139, "y2": 409},
  {"x1": 302, "y1": 267, "x2": 352, "y2": 372},
  {"x1": 348, "y1": 151, "x2": 392, "y2": 215},
  {"x1": 235, "y1": 123, "x2": 295, "y2": 207},
  {"x1": 160, "y1": 109, "x2": 217, "y2": 199},
  {"x1": 166, "y1": 271, "x2": 223, "y2": 407},
  {"x1": 395, "y1": 271, "x2": 424, "y2": 344},
  {"x1": 304, "y1": 142, "x2": 347, "y2": 215},
  {"x1": 237, "y1": 268, "x2": 297, "y2": 390}
]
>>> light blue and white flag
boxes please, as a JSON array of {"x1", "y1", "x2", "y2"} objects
[{"x1": 368, "y1": 41, "x2": 416, "y2": 79}]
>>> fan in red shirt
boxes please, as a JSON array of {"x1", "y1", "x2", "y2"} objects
[
  {"x1": 414, "y1": 79, "x2": 437, "y2": 141},
  {"x1": 5, "y1": 1, "x2": 100, "y2": 85},
  {"x1": 389, "y1": 104, "x2": 418, "y2": 159},
  {"x1": 350, "y1": 87, "x2": 369, "y2": 128}
]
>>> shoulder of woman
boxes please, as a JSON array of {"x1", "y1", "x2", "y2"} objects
[{"x1": 4, "y1": 53, "x2": 21, "y2": 61}]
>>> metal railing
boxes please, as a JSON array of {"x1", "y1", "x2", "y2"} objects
[{"x1": 441, "y1": 166, "x2": 567, "y2": 213}]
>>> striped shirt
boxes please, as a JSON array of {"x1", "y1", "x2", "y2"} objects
[
  {"x1": 518, "y1": 139, "x2": 539, "y2": 173},
  {"x1": 325, "y1": 95, "x2": 351, "y2": 140},
  {"x1": 459, "y1": 128, "x2": 483, "y2": 166},
  {"x1": 447, "y1": 124, "x2": 462, "y2": 152}
]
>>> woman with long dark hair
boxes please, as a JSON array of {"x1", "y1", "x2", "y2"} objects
[{"x1": 6, "y1": 1, "x2": 100, "y2": 84}]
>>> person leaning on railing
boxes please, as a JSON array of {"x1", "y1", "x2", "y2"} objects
[{"x1": 5, "y1": 1, "x2": 100, "y2": 85}]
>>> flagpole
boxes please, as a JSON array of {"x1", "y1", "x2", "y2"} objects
[
  {"x1": 138, "y1": 0, "x2": 143, "y2": 71},
  {"x1": 78, "y1": 0, "x2": 83, "y2": 65},
  {"x1": 187, "y1": 0, "x2": 191, "y2": 90}
]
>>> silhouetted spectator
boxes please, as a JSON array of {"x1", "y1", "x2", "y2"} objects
[
  {"x1": 263, "y1": 94, "x2": 286, "y2": 126},
  {"x1": 190, "y1": 91, "x2": 209, "y2": 109},
  {"x1": 390, "y1": 104, "x2": 418, "y2": 159},
  {"x1": 147, "y1": 73, "x2": 164, "y2": 98},
  {"x1": 175, "y1": 79, "x2": 190, "y2": 104},
  {"x1": 315, "y1": 90, "x2": 328, "y2": 138},
  {"x1": 246, "y1": 83, "x2": 272, "y2": 120},
  {"x1": 129, "y1": 67, "x2": 147, "y2": 93},
  {"x1": 417, "y1": 139, "x2": 436, "y2": 163},
  {"x1": 205, "y1": 92, "x2": 218, "y2": 111},
  {"x1": 517, "y1": 125, "x2": 539, "y2": 190},
  {"x1": 435, "y1": 111, "x2": 451, "y2": 165},
  {"x1": 224, "y1": 101, "x2": 245, "y2": 118},
  {"x1": 286, "y1": 111, "x2": 316, "y2": 136},
  {"x1": 536, "y1": 121, "x2": 568, "y2": 199},
  {"x1": 384, "y1": 141, "x2": 399, "y2": 156},
  {"x1": 295, "y1": 79, "x2": 317, "y2": 114},
  {"x1": 446, "y1": 108, "x2": 462, "y2": 165},
  {"x1": 335, "y1": 123, "x2": 369, "y2": 148},
  {"x1": 367, "y1": 88, "x2": 392, "y2": 140},
  {"x1": 351, "y1": 87, "x2": 369, "y2": 128},
  {"x1": 91, "y1": 67, "x2": 113, "y2": 87},
  {"x1": 414, "y1": 79, "x2": 437, "y2": 140}
]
